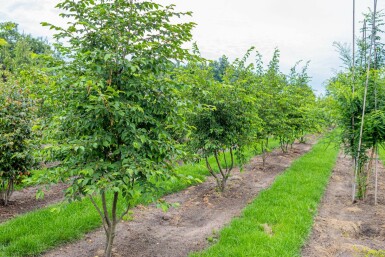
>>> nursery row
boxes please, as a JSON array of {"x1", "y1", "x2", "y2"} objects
[{"x1": 0, "y1": 1, "x2": 332, "y2": 256}]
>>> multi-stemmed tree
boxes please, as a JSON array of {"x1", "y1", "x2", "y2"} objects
[{"x1": 41, "y1": 1, "x2": 195, "y2": 256}]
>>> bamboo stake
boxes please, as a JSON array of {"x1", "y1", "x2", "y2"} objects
[
  {"x1": 373, "y1": 29, "x2": 378, "y2": 205},
  {"x1": 353, "y1": 0, "x2": 356, "y2": 87},
  {"x1": 374, "y1": 145, "x2": 379, "y2": 205},
  {"x1": 354, "y1": 0, "x2": 377, "y2": 202},
  {"x1": 352, "y1": 0, "x2": 356, "y2": 201},
  {"x1": 364, "y1": 19, "x2": 367, "y2": 67}
]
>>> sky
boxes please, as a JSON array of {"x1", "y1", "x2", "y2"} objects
[{"x1": 0, "y1": 0, "x2": 384, "y2": 94}]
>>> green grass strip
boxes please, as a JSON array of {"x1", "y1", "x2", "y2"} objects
[
  {"x1": 0, "y1": 140, "x2": 280, "y2": 257},
  {"x1": 190, "y1": 135, "x2": 339, "y2": 257},
  {"x1": 379, "y1": 146, "x2": 385, "y2": 163}
]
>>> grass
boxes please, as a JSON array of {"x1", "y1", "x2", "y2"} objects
[
  {"x1": 379, "y1": 146, "x2": 385, "y2": 163},
  {"x1": 0, "y1": 139, "x2": 280, "y2": 257},
  {"x1": 190, "y1": 134, "x2": 339, "y2": 257}
]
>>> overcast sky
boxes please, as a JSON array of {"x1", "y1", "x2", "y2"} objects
[{"x1": 0, "y1": 0, "x2": 383, "y2": 94}]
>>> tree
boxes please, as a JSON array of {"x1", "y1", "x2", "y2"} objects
[
  {"x1": 182, "y1": 51, "x2": 260, "y2": 192},
  {"x1": 328, "y1": 7, "x2": 385, "y2": 200},
  {"x1": 0, "y1": 74, "x2": 35, "y2": 206},
  {"x1": 285, "y1": 61, "x2": 318, "y2": 143},
  {"x1": 256, "y1": 49, "x2": 289, "y2": 152},
  {"x1": 41, "y1": 1, "x2": 195, "y2": 256},
  {"x1": 210, "y1": 55, "x2": 230, "y2": 82},
  {"x1": 0, "y1": 22, "x2": 51, "y2": 206}
]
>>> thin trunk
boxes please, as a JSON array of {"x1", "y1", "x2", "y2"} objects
[
  {"x1": 90, "y1": 195, "x2": 108, "y2": 234},
  {"x1": 214, "y1": 150, "x2": 226, "y2": 180},
  {"x1": 105, "y1": 223, "x2": 116, "y2": 257},
  {"x1": 222, "y1": 150, "x2": 228, "y2": 171},
  {"x1": 229, "y1": 148, "x2": 234, "y2": 171},
  {"x1": 280, "y1": 137, "x2": 285, "y2": 153},
  {"x1": 104, "y1": 192, "x2": 119, "y2": 257},
  {"x1": 219, "y1": 178, "x2": 227, "y2": 192},
  {"x1": 205, "y1": 157, "x2": 218, "y2": 179},
  {"x1": 365, "y1": 148, "x2": 376, "y2": 199},
  {"x1": 261, "y1": 140, "x2": 266, "y2": 169},
  {"x1": 1, "y1": 178, "x2": 14, "y2": 206},
  {"x1": 101, "y1": 191, "x2": 111, "y2": 227},
  {"x1": 205, "y1": 157, "x2": 221, "y2": 189}
]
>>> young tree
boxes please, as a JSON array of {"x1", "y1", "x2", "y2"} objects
[
  {"x1": 182, "y1": 52, "x2": 260, "y2": 192},
  {"x1": 42, "y1": 1, "x2": 195, "y2": 256},
  {"x1": 0, "y1": 74, "x2": 35, "y2": 206},
  {"x1": 0, "y1": 22, "x2": 51, "y2": 206},
  {"x1": 285, "y1": 61, "x2": 318, "y2": 143},
  {"x1": 329, "y1": 7, "x2": 385, "y2": 200}
]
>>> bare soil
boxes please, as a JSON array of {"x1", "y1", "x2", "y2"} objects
[
  {"x1": 302, "y1": 153, "x2": 385, "y2": 257},
  {"x1": 43, "y1": 138, "x2": 316, "y2": 257},
  {"x1": 0, "y1": 183, "x2": 67, "y2": 223}
]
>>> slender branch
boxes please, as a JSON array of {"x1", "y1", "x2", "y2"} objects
[
  {"x1": 205, "y1": 157, "x2": 218, "y2": 179},
  {"x1": 111, "y1": 192, "x2": 119, "y2": 224},
  {"x1": 89, "y1": 195, "x2": 108, "y2": 233},
  {"x1": 229, "y1": 148, "x2": 234, "y2": 171},
  {"x1": 223, "y1": 150, "x2": 228, "y2": 171},
  {"x1": 101, "y1": 191, "x2": 111, "y2": 227},
  {"x1": 214, "y1": 150, "x2": 225, "y2": 179},
  {"x1": 118, "y1": 204, "x2": 131, "y2": 223}
]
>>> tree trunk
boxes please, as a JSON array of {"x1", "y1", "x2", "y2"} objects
[
  {"x1": 217, "y1": 177, "x2": 227, "y2": 192},
  {"x1": 261, "y1": 140, "x2": 266, "y2": 169},
  {"x1": 105, "y1": 224, "x2": 116, "y2": 257},
  {"x1": 1, "y1": 178, "x2": 14, "y2": 206}
]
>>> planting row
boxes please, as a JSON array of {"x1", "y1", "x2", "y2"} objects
[{"x1": 1, "y1": 1, "x2": 330, "y2": 256}]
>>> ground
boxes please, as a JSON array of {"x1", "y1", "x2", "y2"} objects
[
  {"x1": 43, "y1": 140, "x2": 315, "y2": 257},
  {"x1": 302, "y1": 153, "x2": 385, "y2": 257},
  {"x1": 0, "y1": 183, "x2": 66, "y2": 223},
  {"x1": 2, "y1": 137, "x2": 384, "y2": 257}
]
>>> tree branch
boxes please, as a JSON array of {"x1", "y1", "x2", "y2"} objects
[
  {"x1": 205, "y1": 157, "x2": 218, "y2": 179},
  {"x1": 214, "y1": 150, "x2": 225, "y2": 179},
  {"x1": 89, "y1": 195, "x2": 108, "y2": 234},
  {"x1": 101, "y1": 191, "x2": 111, "y2": 227}
]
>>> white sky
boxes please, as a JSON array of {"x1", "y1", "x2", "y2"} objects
[{"x1": 0, "y1": 0, "x2": 383, "y2": 94}]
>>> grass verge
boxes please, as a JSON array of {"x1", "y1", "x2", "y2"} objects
[
  {"x1": 0, "y1": 139, "x2": 281, "y2": 257},
  {"x1": 379, "y1": 146, "x2": 385, "y2": 163},
  {"x1": 190, "y1": 134, "x2": 339, "y2": 257}
]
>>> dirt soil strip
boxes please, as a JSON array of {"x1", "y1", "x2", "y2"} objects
[
  {"x1": 43, "y1": 138, "x2": 316, "y2": 257},
  {"x1": 0, "y1": 183, "x2": 67, "y2": 223},
  {"x1": 302, "y1": 153, "x2": 385, "y2": 257}
]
